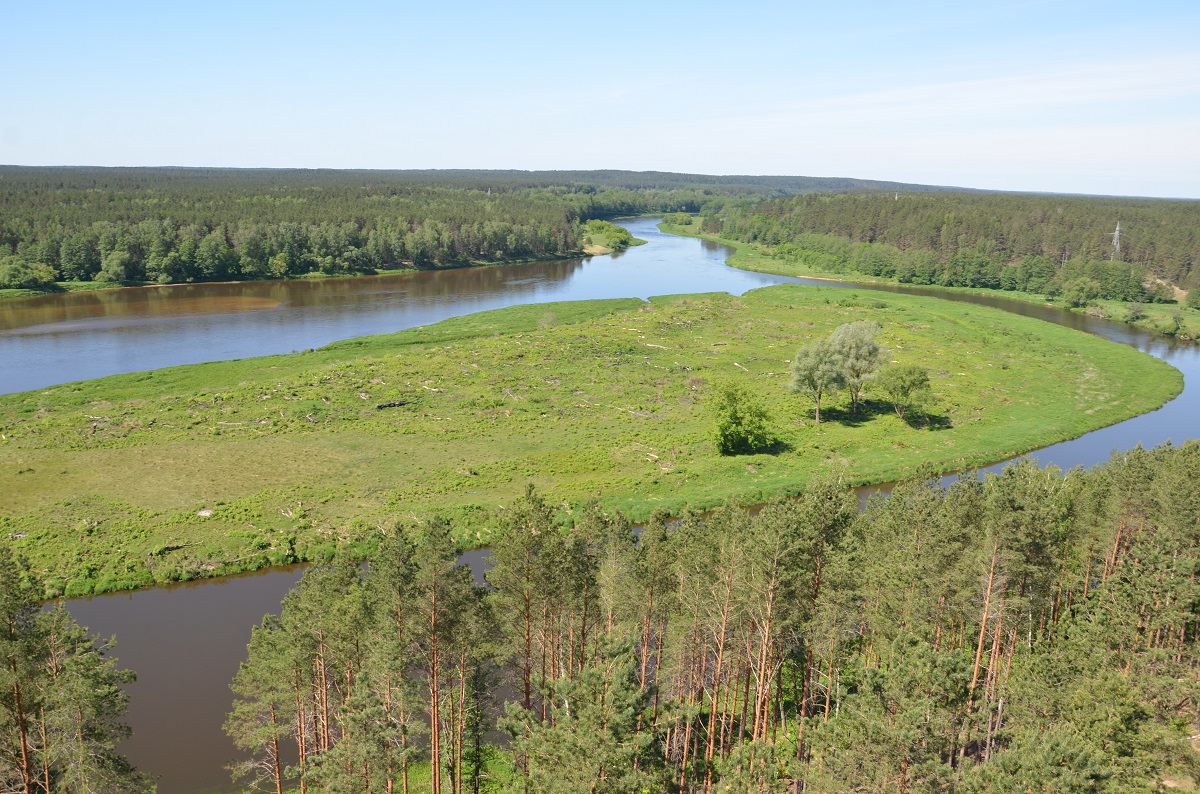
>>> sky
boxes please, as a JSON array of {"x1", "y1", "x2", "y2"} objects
[{"x1": 3, "y1": 0, "x2": 1198, "y2": 198}]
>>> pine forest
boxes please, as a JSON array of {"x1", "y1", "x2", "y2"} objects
[{"x1": 211, "y1": 442, "x2": 1200, "y2": 794}]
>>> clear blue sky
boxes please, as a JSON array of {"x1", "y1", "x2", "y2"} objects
[{"x1": 4, "y1": 0, "x2": 1198, "y2": 197}]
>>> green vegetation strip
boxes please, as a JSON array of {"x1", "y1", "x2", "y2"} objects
[
  {"x1": 0, "y1": 285, "x2": 1180, "y2": 595},
  {"x1": 661, "y1": 218, "x2": 1200, "y2": 339}
]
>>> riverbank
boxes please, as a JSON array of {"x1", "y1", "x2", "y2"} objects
[
  {"x1": 0, "y1": 219, "x2": 651, "y2": 302},
  {"x1": 0, "y1": 251, "x2": 595, "y2": 301},
  {"x1": 658, "y1": 219, "x2": 1200, "y2": 340},
  {"x1": 0, "y1": 284, "x2": 1179, "y2": 596}
]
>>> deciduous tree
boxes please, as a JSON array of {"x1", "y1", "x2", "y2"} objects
[
  {"x1": 874, "y1": 363, "x2": 931, "y2": 420},
  {"x1": 789, "y1": 338, "x2": 845, "y2": 424},
  {"x1": 709, "y1": 379, "x2": 773, "y2": 455},
  {"x1": 829, "y1": 321, "x2": 886, "y2": 415}
]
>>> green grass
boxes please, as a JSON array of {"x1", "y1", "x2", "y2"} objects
[
  {"x1": 0, "y1": 280, "x2": 158, "y2": 299},
  {"x1": 659, "y1": 219, "x2": 1200, "y2": 340},
  {"x1": 221, "y1": 750, "x2": 518, "y2": 794},
  {"x1": 0, "y1": 286, "x2": 1180, "y2": 596}
]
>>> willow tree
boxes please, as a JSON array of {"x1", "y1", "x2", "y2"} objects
[
  {"x1": 829, "y1": 321, "x2": 886, "y2": 415},
  {"x1": 789, "y1": 338, "x2": 845, "y2": 424},
  {"x1": 874, "y1": 364, "x2": 931, "y2": 420}
]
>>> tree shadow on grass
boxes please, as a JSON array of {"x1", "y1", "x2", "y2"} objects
[
  {"x1": 819, "y1": 399, "x2": 895, "y2": 428},
  {"x1": 721, "y1": 436, "x2": 794, "y2": 456},
  {"x1": 903, "y1": 409, "x2": 952, "y2": 431},
  {"x1": 818, "y1": 399, "x2": 951, "y2": 431},
  {"x1": 759, "y1": 437, "x2": 794, "y2": 455}
]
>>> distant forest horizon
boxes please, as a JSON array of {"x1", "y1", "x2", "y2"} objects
[
  {"x1": 5, "y1": 163, "x2": 1195, "y2": 200},
  {"x1": 1, "y1": 165, "x2": 1196, "y2": 295}
]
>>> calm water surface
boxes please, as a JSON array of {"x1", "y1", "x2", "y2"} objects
[{"x1": 6, "y1": 218, "x2": 1191, "y2": 793}]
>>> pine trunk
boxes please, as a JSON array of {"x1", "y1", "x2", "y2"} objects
[
  {"x1": 430, "y1": 590, "x2": 441, "y2": 794},
  {"x1": 270, "y1": 704, "x2": 283, "y2": 794},
  {"x1": 11, "y1": 666, "x2": 33, "y2": 794},
  {"x1": 970, "y1": 538, "x2": 999, "y2": 694}
]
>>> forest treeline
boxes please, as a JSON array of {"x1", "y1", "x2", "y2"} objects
[
  {"x1": 704, "y1": 191, "x2": 1200, "y2": 296},
  {"x1": 225, "y1": 441, "x2": 1200, "y2": 793},
  {"x1": 6, "y1": 166, "x2": 1197, "y2": 298},
  {"x1": 0, "y1": 167, "x2": 943, "y2": 290}
]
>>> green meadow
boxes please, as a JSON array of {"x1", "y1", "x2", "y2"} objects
[{"x1": 0, "y1": 284, "x2": 1180, "y2": 596}]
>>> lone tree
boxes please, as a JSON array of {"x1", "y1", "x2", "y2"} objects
[
  {"x1": 874, "y1": 364, "x2": 931, "y2": 420},
  {"x1": 789, "y1": 338, "x2": 845, "y2": 424},
  {"x1": 830, "y1": 321, "x2": 887, "y2": 414},
  {"x1": 709, "y1": 379, "x2": 774, "y2": 454}
]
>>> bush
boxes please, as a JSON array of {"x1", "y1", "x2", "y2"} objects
[
  {"x1": 1124, "y1": 302, "x2": 1147, "y2": 323},
  {"x1": 1163, "y1": 310, "x2": 1185, "y2": 337},
  {"x1": 1059, "y1": 278, "x2": 1101, "y2": 308},
  {"x1": 874, "y1": 364, "x2": 932, "y2": 421},
  {"x1": 709, "y1": 380, "x2": 774, "y2": 455},
  {"x1": 0, "y1": 256, "x2": 57, "y2": 289}
]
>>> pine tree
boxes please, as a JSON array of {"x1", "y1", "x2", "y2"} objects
[
  {"x1": 0, "y1": 546, "x2": 149, "y2": 794},
  {"x1": 502, "y1": 643, "x2": 667, "y2": 794},
  {"x1": 226, "y1": 615, "x2": 292, "y2": 794}
]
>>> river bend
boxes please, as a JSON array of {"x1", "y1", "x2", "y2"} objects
[{"x1": 3, "y1": 218, "x2": 1192, "y2": 793}]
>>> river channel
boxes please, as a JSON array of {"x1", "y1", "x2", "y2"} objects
[{"x1": 3, "y1": 217, "x2": 1195, "y2": 793}]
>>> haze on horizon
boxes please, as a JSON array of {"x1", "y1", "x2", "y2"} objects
[{"x1": 4, "y1": 0, "x2": 1197, "y2": 200}]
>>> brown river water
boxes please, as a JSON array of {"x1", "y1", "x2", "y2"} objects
[{"x1": 2, "y1": 218, "x2": 1195, "y2": 792}]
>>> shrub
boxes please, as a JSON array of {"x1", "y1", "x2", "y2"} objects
[
  {"x1": 0, "y1": 256, "x2": 57, "y2": 289},
  {"x1": 709, "y1": 380, "x2": 774, "y2": 455}
]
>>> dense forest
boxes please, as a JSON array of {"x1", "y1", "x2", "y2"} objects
[
  {"x1": 705, "y1": 191, "x2": 1200, "y2": 298},
  {"x1": 0, "y1": 168, "x2": 943, "y2": 290},
  {"x1": 5, "y1": 168, "x2": 1197, "y2": 300},
  {"x1": 220, "y1": 442, "x2": 1200, "y2": 794}
]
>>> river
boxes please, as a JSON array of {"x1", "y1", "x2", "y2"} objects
[
  {"x1": 0, "y1": 222, "x2": 794, "y2": 395},
  {"x1": 3, "y1": 218, "x2": 1195, "y2": 792}
]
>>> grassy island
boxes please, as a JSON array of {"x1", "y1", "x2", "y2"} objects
[
  {"x1": 581, "y1": 219, "x2": 647, "y2": 255},
  {"x1": 0, "y1": 284, "x2": 1180, "y2": 595}
]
